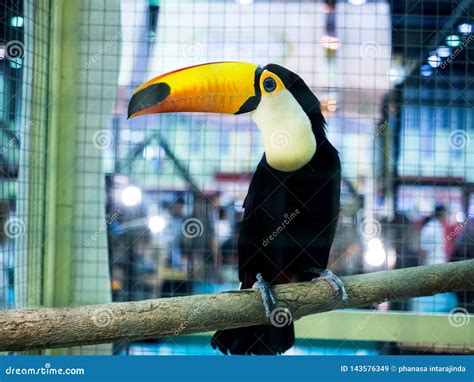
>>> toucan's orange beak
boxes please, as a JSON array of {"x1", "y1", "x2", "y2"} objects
[{"x1": 128, "y1": 62, "x2": 262, "y2": 118}]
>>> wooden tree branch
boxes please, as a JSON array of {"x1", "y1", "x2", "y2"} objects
[{"x1": 1, "y1": 260, "x2": 473, "y2": 351}]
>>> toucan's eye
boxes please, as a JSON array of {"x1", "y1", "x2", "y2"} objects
[{"x1": 263, "y1": 77, "x2": 277, "y2": 93}]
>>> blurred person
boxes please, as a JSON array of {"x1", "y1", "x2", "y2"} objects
[
  {"x1": 382, "y1": 212, "x2": 419, "y2": 312},
  {"x1": 328, "y1": 213, "x2": 363, "y2": 276},
  {"x1": 219, "y1": 221, "x2": 241, "y2": 284},
  {"x1": 184, "y1": 195, "x2": 219, "y2": 281},
  {"x1": 215, "y1": 208, "x2": 232, "y2": 245},
  {"x1": 220, "y1": 221, "x2": 241, "y2": 267},
  {"x1": 450, "y1": 216, "x2": 474, "y2": 312},
  {"x1": 419, "y1": 205, "x2": 448, "y2": 265},
  {"x1": 210, "y1": 193, "x2": 232, "y2": 246},
  {"x1": 134, "y1": 232, "x2": 167, "y2": 300},
  {"x1": 162, "y1": 197, "x2": 187, "y2": 272},
  {"x1": 0, "y1": 200, "x2": 10, "y2": 308},
  {"x1": 444, "y1": 212, "x2": 465, "y2": 261},
  {"x1": 413, "y1": 205, "x2": 457, "y2": 312},
  {"x1": 384, "y1": 212, "x2": 419, "y2": 269}
]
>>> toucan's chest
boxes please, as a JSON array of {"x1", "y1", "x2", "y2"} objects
[{"x1": 243, "y1": 143, "x2": 340, "y2": 216}]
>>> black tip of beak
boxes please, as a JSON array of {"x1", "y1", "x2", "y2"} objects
[{"x1": 127, "y1": 82, "x2": 171, "y2": 119}]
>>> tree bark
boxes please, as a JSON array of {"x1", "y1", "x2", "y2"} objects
[{"x1": 1, "y1": 260, "x2": 473, "y2": 351}]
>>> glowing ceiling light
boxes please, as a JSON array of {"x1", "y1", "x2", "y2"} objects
[
  {"x1": 121, "y1": 186, "x2": 142, "y2": 207},
  {"x1": 364, "y1": 238, "x2": 386, "y2": 267},
  {"x1": 236, "y1": 0, "x2": 253, "y2": 4},
  {"x1": 148, "y1": 215, "x2": 166, "y2": 233},
  {"x1": 420, "y1": 64, "x2": 433, "y2": 77},
  {"x1": 446, "y1": 34, "x2": 461, "y2": 47},
  {"x1": 348, "y1": 0, "x2": 367, "y2": 4},
  {"x1": 11, "y1": 16, "x2": 24, "y2": 27},
  {"x1": 457, "y1": 23, "x2": 472, "y2": 34},
  {"x1": 427, "y1": 54, "x2": 441, "y2": 68},
  {"x1": 436, "y1": 46, "x2": 451, "y2": 58}
]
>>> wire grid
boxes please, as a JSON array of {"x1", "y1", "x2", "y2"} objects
[
  {"x1": 1, "y1": 0, "x2": 49, "y2": 310},
  {"x1": 1, "y1": 0, "x2": 473, "y2": 355},
  {"x1": 109, "y1": 0, "x2": 473, "y2": 355},
  {"x1": 112, "y1": 0, "x2": 390, "y2": 300}
]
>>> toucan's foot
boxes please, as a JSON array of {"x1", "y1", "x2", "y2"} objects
[
  {"x1": 310, "y1": 268, "x2": 348, "y2": 301},
  {"x1": 253, "y1": 273, "x2": 276, "y2": 317}
]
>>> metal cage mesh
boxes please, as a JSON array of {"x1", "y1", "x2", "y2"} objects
[{"x1": 0, "y1": 0, "x2": 472, "y2": 355}]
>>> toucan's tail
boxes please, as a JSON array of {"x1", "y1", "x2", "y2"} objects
[{"x1": 211, "y1": 323, "x2": 294, "y2": 355}]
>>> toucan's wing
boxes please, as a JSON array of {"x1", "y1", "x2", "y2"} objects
[{"x1": 237, "y1": 157, "x2": 290, "y2": 287}]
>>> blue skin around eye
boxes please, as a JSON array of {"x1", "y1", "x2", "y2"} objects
[{"x1": 263, "y1": 78, "x2": 276, "y2": 92}]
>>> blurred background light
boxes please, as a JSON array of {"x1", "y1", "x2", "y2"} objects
[
  {"x1": 121, "y1": 186, "x2": 142, "y2": 207},
  {"x1": 148, "y1": 215, "x2": 166, "y2": 233},
  {"x1": 427, "y1": 54, "x2": 441, "y2": 68},
  {"x1": 436, "y1": 46, "x2": 451, "y2": 58},
  {"x1": 10, "y1": 16, "x2": 24, "y2": 27},
  {"x1": 457, "y1": 23, "x2": 472, "y2": 34},
  {"x1": 143, "y1": 146, "x2": 161, "y2": 160},
  {"x1": 446, "y1": 34, "x2": 462, "y2": 47},
  {"x1": 420, "y1": 64, "x2": 433, "y2": 77},
  {"x1": 455, "y1": 211, "x2": 466, "y2": 223},
  {"x1": 387, "y1": 66, "x2": 406, "y2": 84},
  {"x1": 364, "y1": 238, "x2": 386, "y2": 267},
  {"x1": 320, "y1": 35, "x2": 340, "y2": 50}
]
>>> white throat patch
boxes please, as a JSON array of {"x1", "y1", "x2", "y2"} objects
[{"x1": 251, "y1": 89, "x2": 316, "y2": 172}]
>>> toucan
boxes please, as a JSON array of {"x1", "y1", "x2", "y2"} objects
[{"x1": 128, "y1": 62, "x2": 347, "y2": 355}]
